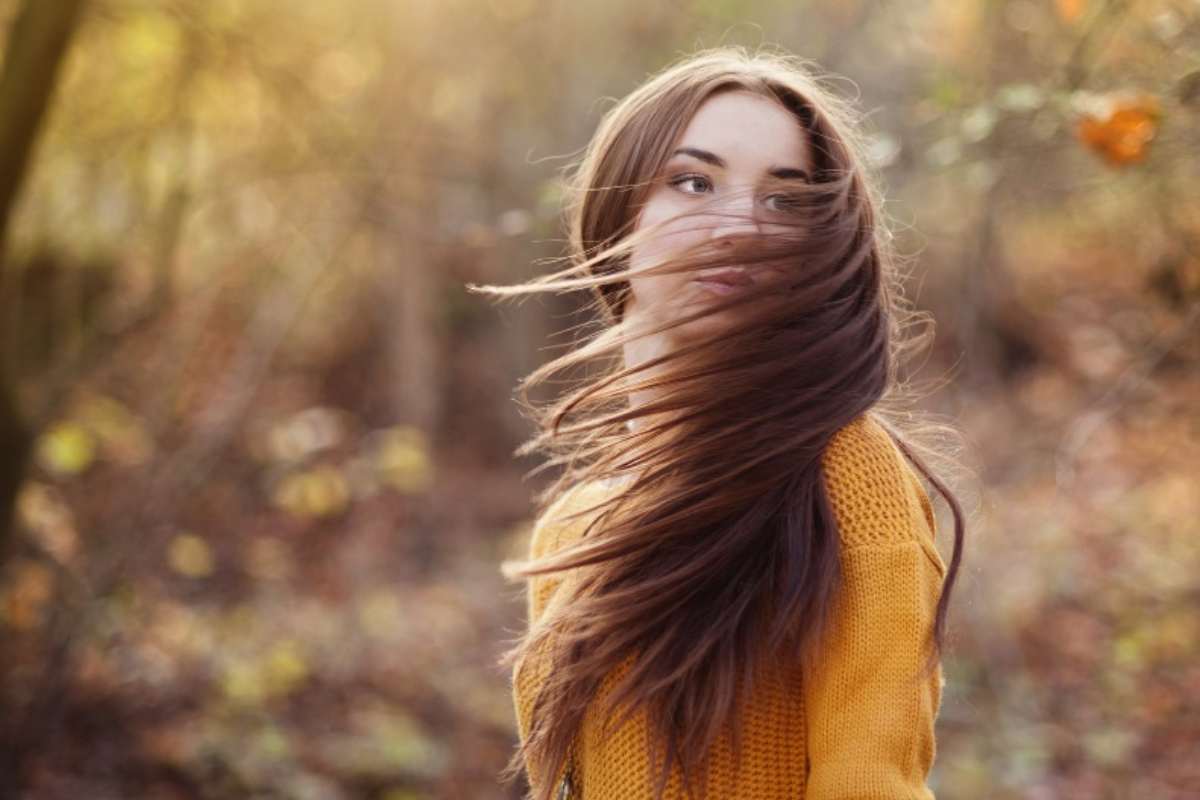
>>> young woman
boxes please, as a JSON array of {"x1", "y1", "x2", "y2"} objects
[{"x1": 474, "y1": 45, "x2": 968, "y2": 800}]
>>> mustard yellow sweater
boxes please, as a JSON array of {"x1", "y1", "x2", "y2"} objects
[{"x1": 512, "y1": 413, "x2": 948, "y2": 799}]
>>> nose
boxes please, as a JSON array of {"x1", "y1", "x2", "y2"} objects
[{"x1": 707, "y1": 190, "x2": 760, "y2": 242}]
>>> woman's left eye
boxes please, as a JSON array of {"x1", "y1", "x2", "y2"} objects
[{"x1": 764, "y1": 193, "x2": 801, "y2": 212}]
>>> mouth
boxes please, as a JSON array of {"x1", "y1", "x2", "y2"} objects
[{"x1": 692, "y1": 267, "x2": 754, "y2": 294}]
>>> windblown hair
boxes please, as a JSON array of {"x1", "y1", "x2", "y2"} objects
[{"x1": 472, "y1": 45, "x2": 969, "y2": 800}]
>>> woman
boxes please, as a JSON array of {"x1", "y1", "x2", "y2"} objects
[{"x1": 473, "y1": 45, "x2": 968, "y2": 800}]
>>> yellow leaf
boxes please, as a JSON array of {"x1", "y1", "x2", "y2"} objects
[
  {"x1": 168, "y1": 533, "x2": 214, "y2": 578},
  {"x1": 264, "y1": 639, "x2": 309, "y2": 696},
  {"x1": 374, "y1": 426, "x2": 433, "y2": 494},
  {"x1": 271, "y1": 465, "x2": 350, "y2": 518},
  {"x1": 74, "y1": 392, "x2": 154, "y2": 466},
  {"x1": 221, "y1": 659, "x2": 264, "y2": 705},
  {"x1": 35, "y1": 422, "x2": 96, "y2": 476}
]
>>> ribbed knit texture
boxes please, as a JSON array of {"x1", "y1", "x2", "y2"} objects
[{"x1": 512, "y1": 413, "x2": 948, "y2": 799}]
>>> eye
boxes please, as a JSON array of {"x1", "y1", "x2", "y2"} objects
[
  {"x1": 763, "y1": 192, "x2": 803, "y2": 213},
  {"x1": 668, "y1": 173, "x2": 712, "y2": 195}
]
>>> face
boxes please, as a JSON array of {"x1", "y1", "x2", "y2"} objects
[{"x1": 623, "y1": 89, "x2": 816, "y2": 342}]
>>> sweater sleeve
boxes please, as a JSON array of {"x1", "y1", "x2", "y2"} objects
[
  {"x1": 513, "y1": 483, "x2": 599, "y2": 793},
  {"x1": 804, "y1": 416, "x2": 948, "y2": 799}
]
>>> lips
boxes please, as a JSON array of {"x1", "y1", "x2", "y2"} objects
[{"x1": 694, "y1": 267, "x2": 753, "y2": 287}]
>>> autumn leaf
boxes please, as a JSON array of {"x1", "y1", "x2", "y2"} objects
[
  {"x1": 2, "y1": 560, "x2": 55, "y2": 630},
  {"x1": 1077, "y1": 94, "x2": 1161, "y2": 167},
  {"x1": 271, "y1": 465, "x2": 350, "y2": 518},
  {"x1": 35, "y1": 421, "x2": 96, "y2": 476},
  {"x1": 373, "y1": 426, "x2": 433, "y2": 494},
  {"x1": 1055, "y1": 0, "x2": 1087, "y2": 24},
  {"x1": 168, "y1": 533, "x2": 215, "y2": 578}
]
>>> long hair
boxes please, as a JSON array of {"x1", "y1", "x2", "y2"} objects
[{"x1": 471, "y1": 45, "x2": 969, "y2": 800}]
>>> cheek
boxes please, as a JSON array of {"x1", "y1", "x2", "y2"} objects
[
  {"x1": 630, "y1": 201, "x2": 705, "y2": 278},
  {"x1": 628, "y1": 247, "x2": 695, "y2": 314},
  {"x1": 632, "y1": 195, "x2": 706, "y2": 257},
  {"x1": 626, "y1": 192, "x2": 711, "y2": 317}
]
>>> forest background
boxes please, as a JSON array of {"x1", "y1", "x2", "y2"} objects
[{"x1": 0, "y1": 1, "x2": 1197, "y2": 798}]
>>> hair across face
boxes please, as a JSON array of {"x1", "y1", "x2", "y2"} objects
[
  {"x1": 564, "y1": 51, "x2": 849, "y2": 329},
  {"x1": 624, "y1": 89, "x2": 817, "y2": 345}
]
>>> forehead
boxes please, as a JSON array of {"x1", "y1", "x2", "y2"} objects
[{"x1": 674, "y1": 89, "x2": 814, "y2": 173}]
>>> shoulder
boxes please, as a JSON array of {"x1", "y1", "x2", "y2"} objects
[
  {"x1": 820, "y1": 413, "x2": 938, "y2": 552},
  {"x1": 528, "y1": 479, "x2": 615, "y2": 560}
]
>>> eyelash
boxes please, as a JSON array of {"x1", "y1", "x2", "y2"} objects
[
  {"x1": 668, "y1": 173, "x2": 713, "y2": 194},
  {"x1": 667, "y1": 172, "x2": 797, "y2": 211}
]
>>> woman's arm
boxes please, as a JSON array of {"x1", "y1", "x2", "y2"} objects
[{"x1": 804, "y1": 416, "x2": 948, "y2": 799}]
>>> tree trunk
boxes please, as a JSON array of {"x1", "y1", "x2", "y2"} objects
[
  {"x1": 0, "y1": 0, "x2": 87, "y2": 256},
  {"x1": 0, "y1": 3, "x2": 87, "y2": 795}
]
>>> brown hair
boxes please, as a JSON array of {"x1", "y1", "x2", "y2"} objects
[{"x1": 471, "y1": 44, "x2": 969, "y2": 800}]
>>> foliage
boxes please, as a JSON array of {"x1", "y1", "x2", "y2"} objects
[{"x1": 0, "y1": 0, "x2": 1197, "y2": 797}]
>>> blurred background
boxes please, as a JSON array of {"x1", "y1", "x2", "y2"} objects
[{"x1": 0, "y1": 0, "x2": 1197, "y2": 798}]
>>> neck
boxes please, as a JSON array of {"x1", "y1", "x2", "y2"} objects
[{"x1": 621, "y1": 312, "x2": 677, "y2": 434}]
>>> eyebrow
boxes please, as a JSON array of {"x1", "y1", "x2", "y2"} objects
[{"x1": 671, "y1": 146, "x2": 812, "y2": 182}]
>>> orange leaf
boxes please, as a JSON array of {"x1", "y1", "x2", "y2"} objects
[
  {"x1": 1077, "y1": 95, "x2": 1161, "y2": 167},
  {"x1": 1056, "y1": 0, "x2": 1086, "y2": 24}
]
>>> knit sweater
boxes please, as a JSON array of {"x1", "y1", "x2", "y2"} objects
[{"x1": 512, "y1": 413, "x2": 948, "y2": 799}]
